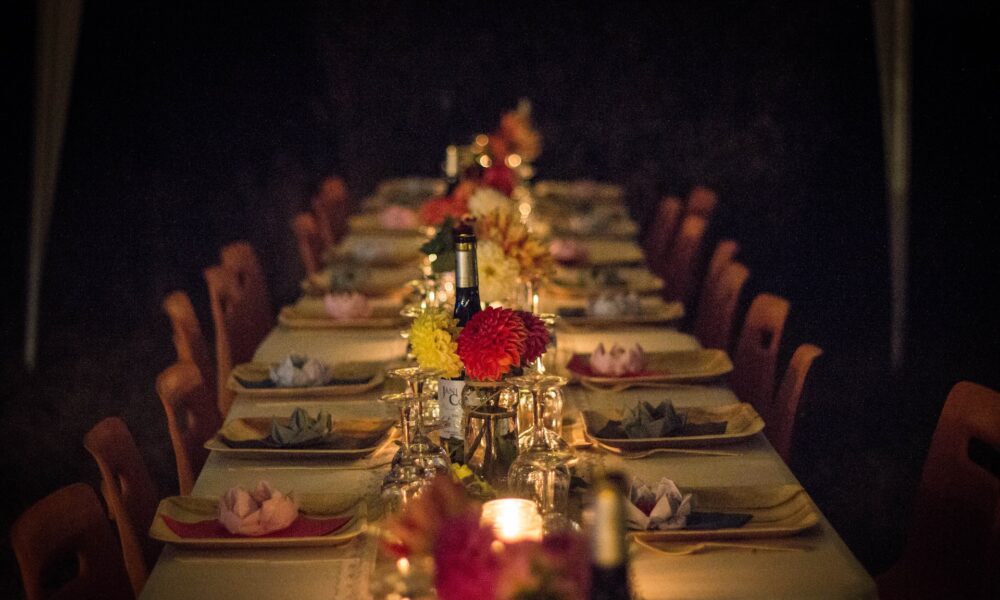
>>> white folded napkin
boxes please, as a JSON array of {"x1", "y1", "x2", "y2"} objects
[
  {"x1": 217, "y1": 481, "x2": 299, "y2": 536},
  {"x1": 588, "y1": 291, "x2": 641, "y2": 317},
  {"x1": 626, "y1": 477, "x2": 693, "y2": 531},
  {"x1": 269, "y1": 354, "x2": 330, "y2": 387},
  {"x1": 589, "y1": 342, "x2": 647, "y2": 376},
  {"x1": 323, "y1": 292, "x2": 373, "y2": 320}
]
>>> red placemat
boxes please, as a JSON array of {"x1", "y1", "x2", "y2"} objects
[
  {"x1": 566, "y1": 354, "x2": 663, "y2": 378},
  {"x1": 161, "y1": 514, "x2": 352, "y2": 539}
]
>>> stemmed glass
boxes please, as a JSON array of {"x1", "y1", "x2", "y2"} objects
[
  {"x1": 386, "y1": 366, "x2": 450, "y2": 475},
  {"x1": 510, "y1": 374, "x2": 571, "y2": 453},
  {"x1": 379, "y1": 392, "x2": 432, "y2": 514},
  {"x1": 507, "y1": 374, "x2": 577, "y2": 535}
]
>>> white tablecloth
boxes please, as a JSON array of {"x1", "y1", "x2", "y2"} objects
[{"x1": 142, "y1": 323, "x2": 876, "y2": 600}]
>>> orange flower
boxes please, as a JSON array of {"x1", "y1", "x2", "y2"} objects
[{"x1": 456, "y1": 307, "x2": 528, "y2": 381}]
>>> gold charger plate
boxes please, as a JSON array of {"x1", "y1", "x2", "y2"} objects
[
  {"x1": 629, "y1": 485, "x2": 819, "y2": 541},
  {"x1": 226, "y1": 361, "x2": 385, "y2": 398},
  {"x1": 149, "y1": 494, "x2": 366, "y2": 549},
  {"x1": 278, "y1": 303, "x2": 406, "y2": 329},
  {"x1": 324, "y1": 233, "x2": 425, "y2": 267},
  {"x1": 548, "y1": 266, "x2": 663, "y2": 298},
  {"x1": 205, "y1": 416, "x2": 396, "y2": 459},
  {"x1": 581, "y1": 402, "x2": 764, "y2": 450},
  {"x1": 575, "y1": 239, "x2": 645, "y2": 266},
  {"x1": 556, "y1": 300, "x2": 685, "y2": 329},
  {"x1": 300, "y1": 264, "x2": 420, "y2": 297},
  {"x1": 567, "y1": 349, "x2": 734, "y2": 385}
]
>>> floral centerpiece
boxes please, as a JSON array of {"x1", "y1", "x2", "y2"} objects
[
  {"x1": 408, "y1": 306, "x2": 549, "y2": 382},
  {"x1": 384, "y1": 476, "x2": 589, "y2": 600}
]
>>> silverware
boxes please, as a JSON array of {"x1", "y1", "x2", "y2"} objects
[
  {"x1": 631, "y1": 536, "x2": 813, "y2": 555},
  {"x1": 591, "y1": 438, "x2": 739, "y2": 458},
  {"x1": 579, "y1": 380, "x2": 702, "y2": 393}
]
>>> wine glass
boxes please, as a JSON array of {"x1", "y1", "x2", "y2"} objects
[
  {"x1": 379, "y1": 392, "x2": 432, "y2": 513},
  {"x1": 386, "y1": 366, "x2": 450, "y2": 475},
  {"x1": 507, "y1": 375, "x2": 577, "y2": 535},
  {"x1": 510, "y1": 374, "x2": 571, "y2": 453}
]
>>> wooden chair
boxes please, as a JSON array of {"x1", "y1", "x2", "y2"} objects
[
  {"x1": 878, "y1": 381, "x2": 1000, "y2": 600},
  {"x1": 643, "y1": 196, "x2": 683, "y2": 279},
  {"x1": 162, "y1": 291, "x2": 214, "y2": 393},
  {"x1": 83, "y1": 418, "x2": 160, "y2": 597},
  {"x1": 206, "y1": 257, "x2": 272, "y2": 417},
  {"x1": 156, "y1": 361, "x2": 221, "y2": 495},
  {"x1": 660, "y1": 214, "x2": 708, "y2": 306},
  {"x1": 730, "y1": 293, "x2": 790, "y2": 410},
  {"x1": 704, "y1": 239, "x2": 739, "y2": 287},
  {"x1": 693, "y1": 261, "x2": 750, "y2": 351},
  {"x1": 686, "y1": 185, "x2": 718, "y2": 218},
  {"x1": 291, "y1": 212, "x2": 324, "y2": 276},
  {"x1": 765, "y1": 344, "x2": 823, "y2": 462},
  {"x1": 312, "y1": 176, "x2": 349, "y2": 247},
  {"x1": 12, "y1": 482, "x2": 133, "y2": 600},
  {"x1": 219, "y1": 241, "x2": 273, "y2": 326}
]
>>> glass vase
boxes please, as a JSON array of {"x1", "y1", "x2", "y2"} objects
[{"x1": 461, "y1": 379, "x2": 519, "y2": 489}]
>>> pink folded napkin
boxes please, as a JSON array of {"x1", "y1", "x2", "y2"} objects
[
  {"x1": 549, "y1": 239, "x2": 589, "y2": 265},
  {"x1": 588, "y1": 343, "x2": 647, "y2": 376},
  {"x1": 218, "y1": 482, "x2": 299, "y2": 536},
  {"x1": 324, "y1": 292, "x2": 373, "y2": 320},
  {"x1": 378, "y1": 205, "x2": 419, "y2": 230}
]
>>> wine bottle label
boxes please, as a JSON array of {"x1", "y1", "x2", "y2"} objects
[
  {"x1": 438, "y1": 378, "x2": 466, "y2": 439},
  {"x1": 455, "y1": 247, "x2": 478, "y2": 288}
]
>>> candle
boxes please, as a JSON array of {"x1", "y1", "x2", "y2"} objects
[
  {"x1": 445, "y1": 145, "x2": 458, "y2": 178},
  {"x1": 481, "y1": 499, "x2": 543, "y2": 543}
]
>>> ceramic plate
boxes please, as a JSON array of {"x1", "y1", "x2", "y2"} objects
[
  {"x1": 581, "y1": 402, "x2": 764, "y2": 450},
  {"x1": 205, "y1": 416, "x2": 396, "y2": 459},
  {"x1": 324, "y1": 233, "x2": 426, "y2": 267},
  {"x1": 301, "y1": 264, "x2": 420, "y2": 297},
  {"x1": 566, "y1": 349, "x2": 733, "y2": 385},
  {"x1": 548, "y1": 266, "x2": 663, "y2": 297},
  {"x1": 149, "y1": 494, "x2": 366, "y2": 548},
  {"x1": 227, "y1": 361, "x2": 385, "y2": 397},
  {"x1": 629, "y1": 485, "x2": 819, "y2": 541},
  {"x1": 278, "y1": 301, "x2": 406, "y2": 329},
  {"x1": 555, "y1": 299, "x2": 684, "y2": 328}
]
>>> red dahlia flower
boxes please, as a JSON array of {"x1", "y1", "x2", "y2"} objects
[
  {"x1": 515, "y1": 311, "x2": 550, "y2": 365},
  {"x1": 456, "y1": 307, "x2": 528, "y2": 380}
]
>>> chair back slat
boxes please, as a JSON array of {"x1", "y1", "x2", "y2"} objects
[
  {"x1": 767, "y1": 343, "x2": 823, "y2": 462},
  {"x1": 661, "y1": 214, "x2": 708, "y2": 306},
  {"x1": 162, "y1": 291, "x2": 214, "y2": 392},
  {"x1": 731, "y1": 293, "x2": 790, "y2": 409},
  {"x1": 694, "y1": 261, "x2": 750, "y2": 351},
  {"x1": 157, "y1": 361, "x2": 221, "y2": 495}
]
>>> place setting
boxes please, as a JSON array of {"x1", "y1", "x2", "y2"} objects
[{"x1": 227, "y1": 354, "x2": 386, "y2": 398}]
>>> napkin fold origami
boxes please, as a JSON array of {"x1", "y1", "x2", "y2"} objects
[
  {"x1": 323, "y1": 292, "x2": 373, "y2": 320},
  {"x1": 378, "y1": 205, "x2": 419, "y2": 230},
  {"x1": 269, "y1": 354, "x2": 330, "y2": 387},
  {"x1": 589, "y1": 342, "x2": 647, "y2": 376},
  {"x1": 217, "y1": 481, "x2": 299, "y2": 536},
  {"x1": 269, "y1": 407, "x2": 334, "y2": 448},
  {"x1": 626, "y1": 477, "x2": 693, "y2": 531},
  {"x1": 550, "y1": 239, "x2": 590, "y2": 264},
  {"x1": 589, "y1": 291, "x2": 642, "y2": 317},
  {"x1": 623, "y1": 400, "x2": 685, "y2": 438}
]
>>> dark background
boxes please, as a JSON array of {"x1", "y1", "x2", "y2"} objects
[{"x1": 2, "y1": 0, "x2": 998, "y2": 595}]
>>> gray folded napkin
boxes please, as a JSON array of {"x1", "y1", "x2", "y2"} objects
[
  {"x1": 594, "y1": 400, "x2": 728, "y2": 439},
  {"x1": 268, "y1": 408, "x2": 334, "y2": 448}
]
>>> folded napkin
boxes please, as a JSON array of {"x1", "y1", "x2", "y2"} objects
[
  {"x1": 626, "y1": 477, "x2": 752, "y2": 531},
  {"x1": 550, "y1": 239, "x2": 590, "y2": 264},
  {"x1": 217, "y1": 482, "x2": 300, "y2": 536},
  {"x1": 378, "y1": 205, "x2": 419, "y2": 229},
  {"x1": 592, "y1": 400, "x2": 729, "y2": 439},
  {"x1": 269, "y1": 407, "x2": 334, "y2": 448},
  {"x1": 324, "y1": 292, "x2": 373, "y2": 320},
  {"x1": 589, "y1": 343, "x2": 647, "y2": 376},
  {"x1": 328, "y1": 264, "x2": 367, "y2": 292},
  {"x1": 269, "y1": 355, "x2": 330, "y2": 387},
  {"x1": 589, "y1": 291, "x2": 642, "y2": 317}
]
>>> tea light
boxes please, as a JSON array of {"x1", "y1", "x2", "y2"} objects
[{"x1": 481, "y1": 498, "x2": 543, "y2": 543}]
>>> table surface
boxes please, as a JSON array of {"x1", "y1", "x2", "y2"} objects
[{"x1": 142, "y1": 250, "x2": 876, "y2": 600}]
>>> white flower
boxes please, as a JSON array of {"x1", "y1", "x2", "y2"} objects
[
  {"x1": 468, "y1": 186, "x2": 513, "y2": 217},
  {"x1": 477, "y1": 240, "x2": 521, "y2": 304}
]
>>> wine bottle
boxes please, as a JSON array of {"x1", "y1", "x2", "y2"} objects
[
  {"x1": 443, "y1": 144, "x2": 459, "y2": 196},
  {"x1": 588, "y1": 472, "x2": 631, "y2": 600},
  {"x1": 452, "y1": 217, "x2": 482, "y2": 326},
  {"x1": 437, "y1": 216, "x2": 482, "y2": 462}
]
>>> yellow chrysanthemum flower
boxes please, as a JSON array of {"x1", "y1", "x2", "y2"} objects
[{"x1": 409, "y1": 308, "x2": 463, "y2": 378}]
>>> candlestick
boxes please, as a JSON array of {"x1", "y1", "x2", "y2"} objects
[{"x1": 480, "y1": 498, "x2": 543, "y2": 543}]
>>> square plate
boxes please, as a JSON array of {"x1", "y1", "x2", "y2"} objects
[
  {"x1": 548, "y1": 266, "x2": 664, "y2": 297},
  {"x1": 629, "y1": 485, "x2": 819, "y2": 541},
  {"x1": 566, "y1": 349, "x2": 733, "y2": 385},
  {"x1": 226, "y1": 361, "x2": 385, "y2": 398},
  {"x1": 205, "y1": 416, "x2": 396, "y2": 459},
  {"x1": 278, "y1": 298, "x2": 406, "y2": 329},
  {"x1": 581, "y1": 402, "x2": 764, "y2": 449},
  {"x1": 555, "y1": 299, "x2": 684, "y2": 329},
  {"x1": 324, "y1": 232, "x2": 426, "y2": 267},
  {"x1": 301, "y1": 264, "x2": 420, "y2": 297},
  {"x1": 149, "y1": 494, "x2": 366, "y2": 548}
]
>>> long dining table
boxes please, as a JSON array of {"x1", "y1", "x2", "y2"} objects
[{"x1": 141, "y1": 201, "x2": 877, "y2": 599}]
